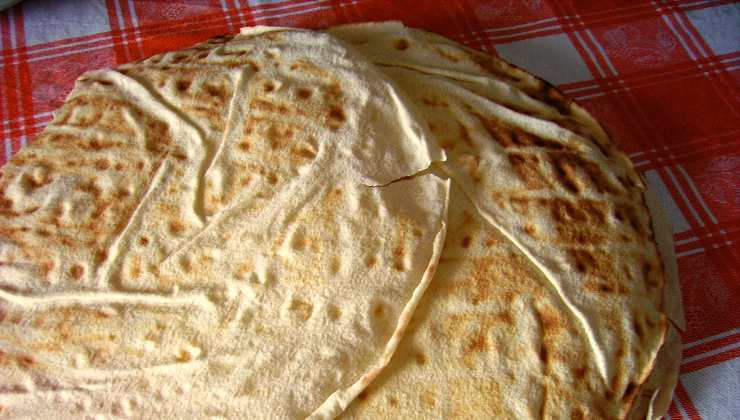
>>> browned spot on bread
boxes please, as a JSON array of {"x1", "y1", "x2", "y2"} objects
[
  {"x1": 288, "y1": 298, "x2": 313, "y2": 321},
  {"x1": 470, "y1": 52, "x2": 521, "y2": 83},
  {"x1": 388, "y1": 396, "x2": 399, "y2": 407},
  {"x1": 622, "y1": 382, "x2": 638, "y2": 402},
  {"x1": 615, "y1": 203, "x2": 646, "y2": 236},
  {"x1": 459, "y1": 154, "x2": 482, "y2": 183},
  {"x1": 497, "y1": 310, "x2": 514, "y2": 325},
  {"x1": 95, "y1": 249, "x2": 108, "y2": 264},
  {"x1": 365, "y1": 255, "x2": 377, "y2": 268},
  {"x1": 475, "y1": 113, "x2": 566, "y2": 150},
  {"x1": 176, "y1": 79, "x2": 191, "y2": 92},
  {"x1": 468, "y1": 257, "x2": 495, "y2": 305},
  {"x1": 95, "y1": 159, "x2": 110, "y2": 170},
  {"x1": 633, "y1": 316, "x2": 645, "y2": 342},
  {"x1": 69, "y1": 264, "x2": 84, "y2": 280},
  {"x1": 461, "y1": 235, "x2": 472, "y2": 248},
  {"x1": 296, "y1": 88, "x2": 312, "y2": 100},
  {"x1": 415, "y1": 352, "x2": 427, "y2": 365},
  {"x1": 459, "y1": 123, "x2": 474, "y2": 148},
  {"x1": 539, "y1": 342, "x2": 550, "y2": 371},
  {"x1": 393, "y1": 244, "x2": 405, "y2": 271},
  {"x1": 571, "y1": 406, "x2": 587, "y2": 420},
  {"x1": 358, "y1": 390, "x2": 369, "y2": 401},
  {"x1": 569, "y1": 249, "x2": 597, "y2": 273},
  {"x1": 573, "y1": 365, "x2": 587, "y2": 380},
  {"x1": 372, "y1": 304, "x2": 385, "y2": 319},
  {"x1": 508, "y1": 153, "x2": 548, "y2": 189},
  {"x1": 393, "y1": 39, "x2": 409, "y2": 50},
  {"x1": 293, "y1": 146, "x2": 316, "y2": 160},
  {"x1": 238, "y1": 141, "x2": 250, "y2": 152},
  {"x1": 548, "y1": 197, "x2": 607, "y2": 226},
  {"x1": 327, "y1": 106, "x2": 346, "y2": 130},
  {"x1": 138, "y1": 236, "x2": 149, "y2": 246},
  {"x1": 263, "y1": 81, "x2": 275, "y2": 92},
  {"x1": 642, "y1": 260, "x2": 659, "y2": 289},
  {"x1": 523, "y1": 224, "x2": 536, "y2": 236},
  {"x1": 330, "y1": 257, "x2": 340, "y2": 274},
  {"x1": 169, "y1": 220, "x2": 185, "y2": 235},
  {"x1": 18, "y1": 355, "x2": 34, "y2": 368},
  {"x1": 549, "y1": 151, "x2": 619, "y2": 195},
  {"x1": 327, "y1": 305, "x2": 341, "y2": 321},
  {"x1": 267, "y1": 173, "x2": 278, "y2": 185},
  {"x1": 421, "y1": 96, "x2": 448, "y2": 107},
  {"x1": 464, "y1": 332, "x2": 488, "y2": 355},
  {"x1": 536, "y1": 81, "x2": 571, "y2": 115}
]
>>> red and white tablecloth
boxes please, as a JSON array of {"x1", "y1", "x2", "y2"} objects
[{"x1": 1, "y1": 1, "x2": 738, "y2": 418}]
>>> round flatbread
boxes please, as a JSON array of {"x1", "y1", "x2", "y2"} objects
[
  {"x1": 329, "y1": 22, "x2": 673, "y2": 419},
  {"x1": 0, "y1": 22, "x2": 679, "y2": 420}
]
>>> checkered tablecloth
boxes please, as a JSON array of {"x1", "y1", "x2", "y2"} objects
[{"x1": 1, "y1": 1, "x2": 738, "y2": 418}]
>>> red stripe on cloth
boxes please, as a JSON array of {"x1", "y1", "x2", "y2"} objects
[
  {"x1": 681, "y1": 346, "x2": 740, "y2": 374},
  {"x1": 674, "y1": 224, "x2": 740, "y2": 257},
  {"x1": 667, "y1": 398, "x2": 682, "y2": 419},
  {"x1": 633, "y1": 132, "x2": 740, "y2": 174},
  {"x1": 657, "y1": 2, "x2": 740, "y2": 117},
  {"x1": 9, "y1": 6, "x2": 35, "y2": 150},
  {"x1": 674, "y1": 381, "x2": 701, "y2": 420},
  {"x1": 116, "y1": 0, "x2": 141, "y2": 61},
  {"x1": 672, "y1": 3, "x2": 740, "y2": 107},
  {"x1": 684, "y1": 332, "x2": 740, "y2": 358},
  {"x1": 105, "y1": 0, "x2": 129, "y2": 64}
]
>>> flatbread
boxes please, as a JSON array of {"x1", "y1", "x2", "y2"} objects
[
  {"x1": 330, "y1": 22, "x2": 672, "y2": 419},
  {"x1": 0, "y1": 22, "x2": 680, "y2": 420},
  {"x1": 0, "y1": 29, "x2": 449, "y2": 418}
]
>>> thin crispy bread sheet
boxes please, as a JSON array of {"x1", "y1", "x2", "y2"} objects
[
  {"x1": 331, "y1": 22, "x2": 672, "y2": 419},
  {"x1": 0, "y1": 28, "x2": 450, "y2": 419}
]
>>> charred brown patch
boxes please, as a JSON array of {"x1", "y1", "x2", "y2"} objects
[
  {"x1": 569, "y1": 249, "x2": 597, "y2": 273},
  {"x1": 548, "y1": 198, "x2": 607, "y2": 225},
  {"x1": 461, "y1": 235, "x2": 472, "y2": 248},
  {"x1": 458, "y1": 123, "x2": 474, "y2": 148},
  {"x1": 372, "y1": 304, "x2": 385, "y2": 319},
  {"x1": 549, "y1": 151, "x2": 619, "y2": 195},
  {"x1": 532, "y1": 81, "x2": 571, "y2": 115},
  {"x1": 18, "y1": 355, "x2": 34, "y2": 368},
  {"x1": 296, "y1": 88, "x2": 312, "y2": 100},
  {"x1": 288, "y1": 298, "x2": 313, "y2": 321},
  {"x1": 327, "y1": 106, "x2": 346, "y2": 130},
  {"x1": 69, "y1": 264, "x2": 84, "y2": 280},
  {"x1": 393, "y1": 39, "x2": 409, "y2": 50},
  {"x1": 95, "y1": 159, "x2": 110, "y2": 170},
  {"x1": 475, "y1": 114, "x2": 566, "y2": 151},
  {"x1": 633, "y1": 316, "x2": 645, "y2": 341},
  {"x1": 169, "y1": 220, "x2": 185, "y2": 235},
  {"x1": 470, "y1": 53, "x2": 521, "y2": 83},
  {"x1": 508, "y1": 153, "x2": 548, "y2": 189},
  {"x1": 365, "y1": 255, "x2": 377, "y2": 268},
  {"x1": 464, "y1": 332, "x2": 488, "y2": 355},
  {"x1": 622, "y1": 382, "x2": 638, "y2": 402},
  {"x1": 95, "y1": 248, "x2": 108, "y2": 264},
  {"x1": 327, "y1": 305, "x2": 341, "y2": 321},
  {"x1": 393, "y1": 243, "x2": 406, "y2": 271},
  {"x1": 176, "y1": 79, "x2": 191, "y2": 92}
]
